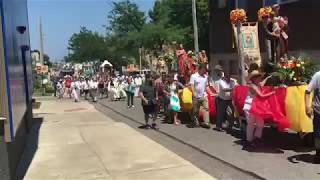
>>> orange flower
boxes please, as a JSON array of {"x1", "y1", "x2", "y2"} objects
[
  {"x1": 230, "y1": 9, "x2": 247, "y2": 24},
  {"x1": 258, "y1": 7, "x2": 273, "y2": 21}
]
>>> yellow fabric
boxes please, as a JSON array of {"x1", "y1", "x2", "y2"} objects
[
  {"x1": 285, "y1": 85, "x2": 313, "y2": 133},
  {"x1": 181, "y1": 88, "x2": 193, "y2": 110}
]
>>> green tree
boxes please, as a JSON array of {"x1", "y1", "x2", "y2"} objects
[
  {"x1": 43, "y1": 54, "x2": 53, "y2": 67},
  {"x1": 67, "y1": 26, "x2": 107, "y2": 63},
  {"x1": 107, "y1": 0, "x2": 146, "y2": 35},
  {"x1": 148, "y1": 0, "x2": 209, "y2": 51},
  {"x1": 104, "y1": 0, "x2": 147, "y2": 67}
]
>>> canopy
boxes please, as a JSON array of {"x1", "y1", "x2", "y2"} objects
[{"x1": 100, "y1": 60, "x2": 113, "y2": 67}]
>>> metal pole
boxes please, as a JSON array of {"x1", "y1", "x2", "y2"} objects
[
  {"x1": 39, "y1": 17, "x2": 44, "y2": 65},
  {"x1": 139, "y1": 48, "x2": 142, "y2": 75},
  {"x1": 192, "y1": 0, "x2": 199, "y2": 53},
  {"x1": 41, "y1": 72, "x2": 45, "y2": 96},
  {"x1": 235, "y1": 0, "x2": 246, "y2": 85}
]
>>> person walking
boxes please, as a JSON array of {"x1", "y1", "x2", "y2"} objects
[
  {"x1": 98, "y1": 78, "x2": 105, "y2": 99},
  {"x1": 215, "y1": 74, "x2": 237, "y2": 132},
  {"x1": 65, "y1": 76, "x2": 73, "y2": 99},
  {"x1": 71, "y1": 78, "x2": 81, "y2": 102},
  {"x1": 188, "y1": 64, "x2": 210, "y2": 129},
  {"x1": 52, "y1": 77, "x2": 58, "y2": 97},
  {"x1": 243, "y1": 70, "x2": 275, "y2": 149},
  {"x1": 167, "y1": 74, "x2": 184, "y2": 125},
  {"x1": 57, "y1": 80, "x2": 64, "y2": 99},
  {"x1": 139, "y1": 76, "x2": 158, "y2": 130},
  {"x1": 305, "y1": 71, "x2": 320, "y2": 163},
  {"x1": 89, "y1": 78, "x2": 98, "y2": 102},
  {"x1": 82, "y1": 78, "x2": 90, "y2": 100},
  {"x1": 154, "y1": 73, "x2": 169, "y2": 120},
  {"x1": 134, "y1": 75, "x2": 143, "y2": 97},
  {"x1": 127, "y1": 77, "x2": 136, "y2": 108}
]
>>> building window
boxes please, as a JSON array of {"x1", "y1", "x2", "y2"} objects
[{"x1": 264, "y1": 0, "x2": 299, "y2": 6}]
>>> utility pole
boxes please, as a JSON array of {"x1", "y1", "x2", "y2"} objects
[
  {"x1": 235, "y1": 0, "x2": 246, "y2": 85},
  {"x1": 39, "y1": 17, "x2": 44, "y2": 65},
  {"x1": 192, "y1": 0, "x2": 199, "y2": 53},
  {"x1": 139, "y1": 47, "x2": 142, "y2": 75}
]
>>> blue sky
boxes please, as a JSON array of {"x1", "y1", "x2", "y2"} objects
[{"x1": 28, "y1": 0, "x2": 155, "y2": 61}]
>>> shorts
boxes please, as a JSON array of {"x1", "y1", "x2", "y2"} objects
[
  {"x1": 143, "y1": 105, "x2": 156, "y2": 114},
  {"x1": 142, "y1": 100, "x2": 156, "y2": 114}
]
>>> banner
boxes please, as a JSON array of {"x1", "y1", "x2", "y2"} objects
[{"x1": 233, "y1": 22, "x2": 262, "y2": 66}]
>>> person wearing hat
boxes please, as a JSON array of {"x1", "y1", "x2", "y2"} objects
[
  {"x1": 214, "y1": 73, "x2": 237, "y2": 132},
  {"x1": 243, "y1": 70, "x2": 275, "y2": 149},
  {"x1": 210, "y1": 65, "x2": 224, "y2": 95}
]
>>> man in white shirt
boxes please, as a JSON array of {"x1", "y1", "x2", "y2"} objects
[
  {"x1": 89, "y1": 78, "x2": 98, "y2": 102},
  {"x1": 215, "y1": 74, "x2": 237, "y2": 132},
  {"x1": 305, "y1": 71, "x2": 320, "y2": 163},
  {"x1": 82, "y1": 78, "x2": 90, "y2": 100},
  {"x1": 188, "y1": 64, "x2": 210, "y2": 129},
  {"x1": 71, "y1": 78, "x2": 81, "y2": 102}
]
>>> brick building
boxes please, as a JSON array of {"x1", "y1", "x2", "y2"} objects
[{"x1": 208, "y1": 0, "x2": 320, "y2": 75}]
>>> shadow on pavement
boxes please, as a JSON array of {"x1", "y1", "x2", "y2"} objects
[
  {"x1": 16, "y1": 117, "x2": 43, "y2": 179},
  {"x1": 232, "y1": 127, "x2": 314, "y2": 155},
  {"x1": 287, "y1": 154, "x2": 315, "y2": 164}
]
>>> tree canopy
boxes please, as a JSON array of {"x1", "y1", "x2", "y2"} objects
[
  {"x1": 67, "y1": 27, "x2": 107, "y2": 63},
  {"x1": 66, "y1": 0, "x2": 209, "y2": 69}
]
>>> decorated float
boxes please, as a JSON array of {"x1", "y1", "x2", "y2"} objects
[{"x1": 229, "y1": 6, "x2": 319, "y2": 134}]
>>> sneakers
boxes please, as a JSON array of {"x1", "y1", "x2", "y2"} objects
[
  {"x1": 151, "y1": 123, "x2": 159, "y2": 130},
  {"x1": 200, "y1": 123, "x2": 211, "y2": 129},
  {"x1": 213, "y1": 127, "x2": 224, "y2": 132},
  {"x1": 131, "y1": 105, "x2": 135, "y2": 108},
  {"x1": 187, "y1": 123, "x2": 200, "y2": 128}
]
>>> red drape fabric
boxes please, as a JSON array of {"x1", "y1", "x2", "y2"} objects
[
  {"x1": 249, "y1": 86, "x2": 290, "y2": 131},
  {"x1": 232, "y1": 85, "x2": 249, "y2": 116}
]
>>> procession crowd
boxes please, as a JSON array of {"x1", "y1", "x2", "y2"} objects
[
  {"x1": 50, "y1": 3, "x2": 320, "y2": 162},
  {"x1": 52, "y1": 54, "x2": 320, "y2": 163}
]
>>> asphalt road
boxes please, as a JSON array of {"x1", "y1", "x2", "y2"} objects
[{"x1": 95, "y1": 98, "x2": 320, "y2": 180}]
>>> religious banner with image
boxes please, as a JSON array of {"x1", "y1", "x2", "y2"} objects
[{"x1": 233, "y1": 22, "x2": 262, "y2": 67}]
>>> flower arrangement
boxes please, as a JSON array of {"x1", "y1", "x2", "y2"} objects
[
  {"x1": 257, "y1": 7, "x2": 273, "y2": 21},
  {"x1": 270, "y1": 56, "x2": 319, "y2": 85},
  {"x1": 230, "y1": 9, "x2": 247, "y2": 24},
  {"x1": 163, "y1": 52, "x2": 176, "y2": 71}
]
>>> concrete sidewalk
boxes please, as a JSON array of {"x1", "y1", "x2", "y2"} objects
[{"x1": 20, "y1": 98, "x2": 214, "y2": 180}]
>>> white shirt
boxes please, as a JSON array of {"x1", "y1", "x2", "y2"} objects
[
  {"x1": 174, "y1": 73, "x2": 179, "y2": 81},
  {"x1": 190, "y1": 72, "x2": 208, "y2": 98},
  {"x1": 307, "y1": 71, "x2": 320, "y2": 113},
  {"x1": 218, "y1": 79, "x2": 237, "y2": 100},
  {"x1": 89, "y1": 81, "x2": 98, "y2": 89},
  {"x1": 82, "y1": 81, "x2": 89, "y2": 90},
  {"x1": 71, "y1": 81, "x2": 81, "y2": 90},
  {"x1": 307, "y1": 71, "x2": 320, "y2": 92},
  {"x1": 135, "y1": 77, "x2": 142, "y2": 86}
]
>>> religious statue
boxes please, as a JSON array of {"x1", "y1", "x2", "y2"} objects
[
  {"x1": 262, "y1": 4, "x2": 289, "y2": 63},
  {"x1": 198, "y1": 50, "x2": 208, "y2": 65},
  {"x1": 156, "y1": 56, "x2": 167, "y2": 74},
  {"x1": 176, "y1": 44, "x2": 187, "y2": 77}
]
